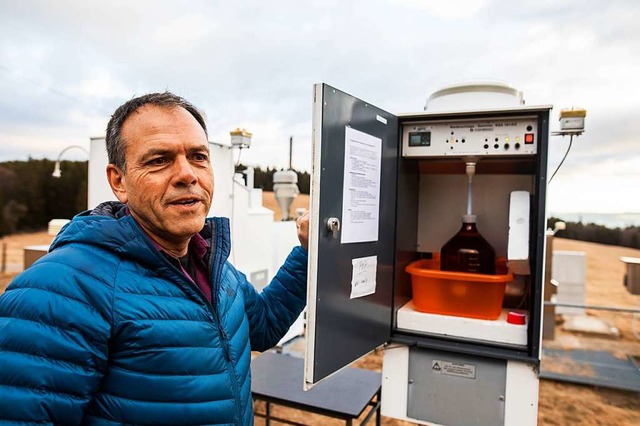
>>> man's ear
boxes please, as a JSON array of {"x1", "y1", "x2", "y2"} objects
[{"x1": 106, "y1": 164, "x2": 128, "y2": 204}]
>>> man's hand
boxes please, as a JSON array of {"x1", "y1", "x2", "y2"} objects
[{"x1": 296, "y1": 210, "x2": 310, "y2": 250}]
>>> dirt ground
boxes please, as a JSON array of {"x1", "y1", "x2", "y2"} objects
[
  {"x1": 1, "y1": 199, "x2": 639, "y2": 425},
  {"x1": 0, "y1": 230, "x2": 52, "y2": 278},
  {"x1": 262, "y1": 191, "x2": 310, "y2": 222},
  {"x1": 535, "y1": 238, "x2": 640, "y2": 426}
]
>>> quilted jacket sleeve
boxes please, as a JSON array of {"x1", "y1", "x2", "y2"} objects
[
  {"x1": 242, "y1": 246, "x2": 308, "y2": 351},
  {"x1": 0, "y1": 259, "x2": 112, "y2": 423}
]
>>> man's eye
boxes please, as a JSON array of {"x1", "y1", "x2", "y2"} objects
[
  {"x1": 149, "y1": 157, "x2": 168, "y2": 165},
  {"x1": 193, "y1": 153, "x2": 209, "y2": 161}
]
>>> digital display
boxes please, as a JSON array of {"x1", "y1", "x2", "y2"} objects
[{"x1": 409, "y1": 131, "x2": 431, "y2": 147}]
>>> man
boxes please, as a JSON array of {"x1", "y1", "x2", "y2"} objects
[{"x1": 0, "y1": 92, "x2": 309, "y2": 425}]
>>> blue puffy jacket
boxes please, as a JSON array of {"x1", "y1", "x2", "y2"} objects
[{"x1": 0, "y1": 202, "x2": 307, "y2": 425}]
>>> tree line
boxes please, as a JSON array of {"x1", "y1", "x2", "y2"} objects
[
  {"x1": 235, "y1": 164, "x2": 310, "y2": 194},
  {"x1": 548, "y1": 217, "x2": 640, "y2": 249},
  {"x1": 0, "y1": 159, "x2": 309, "y2": 236},
  {"x1": 0, "y1": 159, "x2": 88, "y2": 236}
]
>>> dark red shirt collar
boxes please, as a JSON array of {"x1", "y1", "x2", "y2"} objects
[
  {"x1": 123, "y1": 206, "x2": 209, "y2": 261},
  {"x1": 124, "y1": 208, "x2": 212, "y2": 302}
]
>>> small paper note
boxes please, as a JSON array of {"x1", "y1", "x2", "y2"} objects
[{"x1": 350, "y1": 255, "x2": 377, "y2": 299}]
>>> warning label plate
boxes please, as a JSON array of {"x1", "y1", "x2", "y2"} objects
[{"x1": 432, "y1": 360, "x2": 476, "y2": 379}]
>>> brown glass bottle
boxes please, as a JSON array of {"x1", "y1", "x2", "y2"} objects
[{"x1": 441, "y1": 215, "x2": 496, "y2": 274}]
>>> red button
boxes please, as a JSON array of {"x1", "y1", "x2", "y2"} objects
[
  {"x1": 524, "y1": 133, "x2": 534, "y2": 144},
  {"x1": 507, "y1": 312, "x2": 526, "y2": 325}
]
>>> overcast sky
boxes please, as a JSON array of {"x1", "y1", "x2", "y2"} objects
[{"x1": 1, "y1": 0, "x2": 638, "y2": 213}]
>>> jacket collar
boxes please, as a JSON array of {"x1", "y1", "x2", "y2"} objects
[{"x1": 50, "y1": 201, "x2": 231, "y2": 276}]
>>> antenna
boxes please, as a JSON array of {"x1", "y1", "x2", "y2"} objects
[
  {"x1": 289, "y1": 136, "x2": 293, "y2": 170},
  {"x1": 274, "y1": 135, "x2": 299, "y2": 221}
]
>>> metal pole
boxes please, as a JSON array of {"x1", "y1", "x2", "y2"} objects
[
  {"x1": 542, "y1": 232, "x2": 556, "y2": 340},
  {"x1": 289, "y1": 136, "x2": 293, "y2": 170},
  {"x1": 376, "y1": 389, "x2": 381, "y2": 426},
  {"x1": 544, "y1": 301, "x2": 640, "y2": 314},
  {"x1": 52, "y1": 145, "x2": 89, "y2": 178}
]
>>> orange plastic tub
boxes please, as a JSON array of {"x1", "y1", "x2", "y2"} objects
[{"x1": 405, "y1": 256, "x2": 513, "y2": 320}]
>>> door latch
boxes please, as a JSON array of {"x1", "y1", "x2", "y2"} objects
[{"x1": 326, "y1": 217, "x2": 340, "y2": 239}]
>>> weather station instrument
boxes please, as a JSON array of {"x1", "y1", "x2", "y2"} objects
[{"x1": 304, "y1": 82, "x2": 552, "y2": 425}]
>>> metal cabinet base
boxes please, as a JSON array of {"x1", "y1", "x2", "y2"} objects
[{"x1": 382, "y1": 346, "x2": 539, "y2": 426}]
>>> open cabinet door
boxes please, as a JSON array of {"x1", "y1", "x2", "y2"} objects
[{"x1": 305, "y1": 84, "x2": 399, "y2": 388}]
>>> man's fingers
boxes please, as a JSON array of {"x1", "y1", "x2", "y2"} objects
[{"x1": 296, "y1": 210, "x2": 309, "y2": 250}]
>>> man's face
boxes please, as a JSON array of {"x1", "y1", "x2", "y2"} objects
[{"x1": 108, "y1": 105, "x2": 214, "y2": 251}]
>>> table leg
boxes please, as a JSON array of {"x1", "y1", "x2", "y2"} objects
[
  {"x1": 376, "y1": 389, "x2": 381, "y2": 426},
  {"x1": 266, "y1": 401, "x2": 271, "y2": 426}
]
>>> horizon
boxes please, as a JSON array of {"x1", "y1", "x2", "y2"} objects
[{"x1": 3, "y1": 157, "x2": 639, "y2": 217}]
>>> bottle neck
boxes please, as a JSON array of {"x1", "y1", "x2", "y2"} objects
[
  {"x1": 461, "y1": 214, "x2": 477, "y2": 231},
  {"x1": 462, "y1": 214, "x2": 476, "y2": 224},
  {"x1": 461, "y1": 221, "x2": 477, "y2": 232}
]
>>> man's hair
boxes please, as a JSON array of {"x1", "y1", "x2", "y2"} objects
[{"x1": 105, "y1": 92, "x2": 208, "y2": 171}]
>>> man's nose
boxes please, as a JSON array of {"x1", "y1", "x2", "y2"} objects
[{"x1": 172, "y1": 156, "x2": 198, "y2": 186}]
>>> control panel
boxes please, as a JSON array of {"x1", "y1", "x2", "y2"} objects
[{"x1": 402, "y1": 116, "x2": 538, "y2": 157}]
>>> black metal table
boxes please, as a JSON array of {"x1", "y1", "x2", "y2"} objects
[{"x1": 251, "y1": 352, "x2": 381, "y2": 425}]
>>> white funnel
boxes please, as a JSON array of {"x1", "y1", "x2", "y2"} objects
[{"x1": 273, "y1": 170, "x2": 299, "y2": 221}]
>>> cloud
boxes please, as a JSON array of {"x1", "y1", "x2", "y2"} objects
[
  {"x1": 548, "y1": 162, "x2": 640, "y2": 214},
  {"x1": 391, "y1": 0, "x2": 494, "y2": 20}
]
